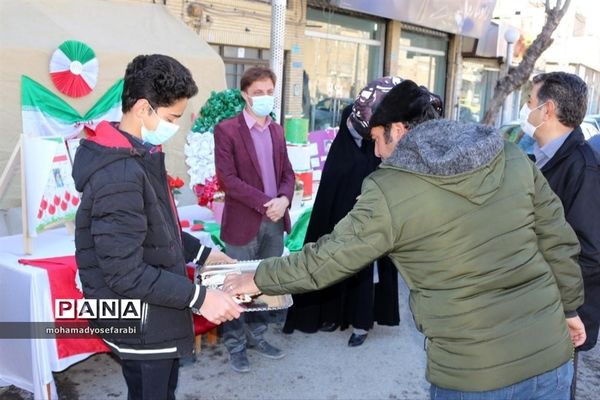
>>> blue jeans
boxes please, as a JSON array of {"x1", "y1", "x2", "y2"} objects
[{"x1": 430, "y1": 361, "x2": 573, "y2": 400}]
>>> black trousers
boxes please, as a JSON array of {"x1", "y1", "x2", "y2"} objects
[{"x1": 121, "y1": 358, "x2": 179, "y2": 400}]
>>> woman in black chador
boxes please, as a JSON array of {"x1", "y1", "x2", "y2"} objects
[{"x1": 283, "y1": 77, "x2": 402, "y2": 346}]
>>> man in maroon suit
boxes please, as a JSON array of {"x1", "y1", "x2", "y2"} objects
[{"x1": 214, "y1": 66, "x2": 295, "y2": 373}]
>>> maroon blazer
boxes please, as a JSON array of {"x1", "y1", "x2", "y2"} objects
[{"x1": 214, "y1": 113, "x2": 295, "y2": 246}]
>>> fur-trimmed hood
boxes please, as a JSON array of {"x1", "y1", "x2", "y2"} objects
[{"x1": 381, "y1": 119, "x2": 506, "y2": 205}]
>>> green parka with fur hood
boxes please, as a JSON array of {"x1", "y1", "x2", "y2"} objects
[{"x1": 254, "y1": 119, "x2": 583, "y2": 391}]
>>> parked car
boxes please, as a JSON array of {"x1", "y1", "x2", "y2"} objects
[
  {"x1": 501, "y1": 119, "x2": 600, "y2": 155},
  {"x1": 499, "y1": 121, "x2": 535, "y2": 155},
  {"x1": 585, "y1": 115, "x2": 600, "y2": 130},
  {"x1": 312, "y1": 97, "x2": 353, "y2": 130},
  {"x1": 581, "y1": 119, "x2": 599, "y2": 139}
]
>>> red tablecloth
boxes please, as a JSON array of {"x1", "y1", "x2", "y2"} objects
[
  {"x1": 186, "y1": 265, "x2": 218, "y2": 335},
  {"x1": 18, "y1": 256, "x2": 215, "y2": 360},
  {"x1": 18, "y1": 255, "x2": 110, "y2": 359}
]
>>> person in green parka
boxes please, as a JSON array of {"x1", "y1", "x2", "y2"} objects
[{"x1": 224, "y1": 80, "x2": 586, "y2": 399}]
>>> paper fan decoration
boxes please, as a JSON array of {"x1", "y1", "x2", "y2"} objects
[{"x1": 50, "y1": 40, "x2": 98, "y2": 98}]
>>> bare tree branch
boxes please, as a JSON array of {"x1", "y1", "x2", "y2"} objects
[
  {"x1": 482, "y1": 0, "x2": 571, "y2": 125},
  {"x1": 559, "y1": 0, "x2": 569, "y2": 13}
]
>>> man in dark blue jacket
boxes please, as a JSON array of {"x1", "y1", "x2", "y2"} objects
[
  {"x1": 520, "y1": 71, "x2": 600, "y2": 397},
  {"x1": 588, "y1": 134, "x2": 600, "y2": 153},
  {"x1": 73, "y1": 54, "x2": 242, "y2": 400}
]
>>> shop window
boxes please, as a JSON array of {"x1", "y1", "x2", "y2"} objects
[
  {"x1": 210, "y1": 45, "x2": 271, "y2": 90},
  {"x1": 459, "y1": 61, "x2": 499, "y2": 123},
  {"x1": 304, "y1": 8, "x2": 384, "y2": 131},
  {"x1": 396, "y1": 30, "x2": 448, "y2": 99}
]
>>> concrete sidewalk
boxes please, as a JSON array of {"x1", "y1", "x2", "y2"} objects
[{"x1": 3, "y1": 280, "x2": 599, "y2": 399}]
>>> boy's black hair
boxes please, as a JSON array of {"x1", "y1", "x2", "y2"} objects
[{"x1": 121, "y1": 54, "x2": 198, "y2": 112}]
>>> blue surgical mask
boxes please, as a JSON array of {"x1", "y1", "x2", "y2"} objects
[
  {"x1": 141, "y1": 105, "x2": 180, "y2": 145},
  {"x1": 250, "y1": 95, "x2": 274, "y2": 117}
]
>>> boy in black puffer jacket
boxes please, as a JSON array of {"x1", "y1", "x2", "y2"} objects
[{"x1": 73, "y1": 54, "x2": 243, "y2": 400}]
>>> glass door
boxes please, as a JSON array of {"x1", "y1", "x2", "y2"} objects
[
  {"x1": 459, "y1": 60, "x2": 499, "y2": 123},
  {"x1": 304, "y1": 8, "x2": 384, "y2": 131},
  {"x1": 396, "y1": 30, "x2": 448, "y2": 99}
]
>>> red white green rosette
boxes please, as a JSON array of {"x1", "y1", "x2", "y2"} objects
[{"x1": 49, "y1": 40, "x2": 98, "y2": 98}]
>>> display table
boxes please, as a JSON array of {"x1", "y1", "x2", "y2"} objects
[
  {"x1": 289, "y1": 200, "x2": 313, "y2": 227},
  {"x1": 0, "y1": 228, "x2": 90, "y2": 400},
  {"x1": 0, "y1": 205, "x2": 215, "y2": 399}
]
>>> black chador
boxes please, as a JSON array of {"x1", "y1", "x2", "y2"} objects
[{"x1": 283, "y1": 105, "x2": 400, "y2": 334}]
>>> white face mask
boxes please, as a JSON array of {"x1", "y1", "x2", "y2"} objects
[
  {"x1": 519, "y1": 102, "x2": 546, "y2": 138},
  {"x1": 249, "y1": 95, "x2": 274, "y2": 117},
  {"x1": 141, "y1": 105, "x2": 180, "y2": 145}
]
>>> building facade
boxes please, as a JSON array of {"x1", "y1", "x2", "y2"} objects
[
  {"x1": 145, "y1": 0, "x2": 497, "y2": 130},
  {"x1": 489, "y1": 0, "x2": 600, "y2": 123},
  {"x1": 135, "y1": 0, "x2": 600, "y2": 128}
]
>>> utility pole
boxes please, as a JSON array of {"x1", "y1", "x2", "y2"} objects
[
  {"x1": 502, "y1": 28, "x2": 519, "y2": 124},
  {"x1": 270, "y1": 0, "x2": 286, "y2": 122}
]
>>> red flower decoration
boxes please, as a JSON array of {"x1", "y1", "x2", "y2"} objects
[
  {"x1": 167, "y1": 174, "x2": 185, "y2": 198},
  {"x1": 167, "y1": 175, "x2": 185, "y2": 191},
  {"x1": 193, "y1": 176, "x2": 222, "y2": 207}
]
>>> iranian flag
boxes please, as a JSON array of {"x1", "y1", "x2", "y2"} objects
[{"x1": 21, "y1": 76, "x2": 123, "y2": 138}]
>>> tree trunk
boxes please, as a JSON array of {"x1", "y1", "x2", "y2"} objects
[{"x1": 482, "y1": 0, "x2": 571, "y2": 125}]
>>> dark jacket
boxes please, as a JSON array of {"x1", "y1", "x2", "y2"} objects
[
  {"x1": 255, "y1": 120, "x2": 583, "y2": 391},
  {"x1": 214, "y1": 113, "x2": 295, "y2": 246},
  {"x1": 283, "y1": 105, "x2": 399, "y2": 333},
  {"x1": 73, "y1": 121, "x2": 209, "y2": 360},
  {"x1": 539, "y1": 127, "x2": 600, "y2": 350}
]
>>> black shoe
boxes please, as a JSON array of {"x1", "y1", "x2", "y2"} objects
[
  {"x1": 348, "y1": 333, "x2": 367, "y2": 347},
  {"x1": 179, "y1": 354, "x2": 196, "y2": 367},
  {"x1": 319, "y1": 322, "x2": 339, "y2": 332},
  {"x1": 229, "y1": 350, "x2": 250, "y2": 373},
  {"x1": 248, "y1": 340, "x2": 286, "y2": 360},
  {"x1": 281, "y1": 325, "x2": 294, "y2": 334}
]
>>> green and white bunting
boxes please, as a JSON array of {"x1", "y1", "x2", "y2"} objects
[{"x1": 21, "y1": 75, "x2": 123, "y2": 138}]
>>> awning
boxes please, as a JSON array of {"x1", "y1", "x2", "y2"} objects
[
  {"x1": 462, "y1": 21, "x2": 523, "y2": 63},
  {"x1": 331, "y1": 0, "x2": 497, "y2": 38}
]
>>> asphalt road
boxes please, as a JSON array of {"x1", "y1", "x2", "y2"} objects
[{"x1": 2, "y1": 280, "x2": 599, "y2": 400}]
